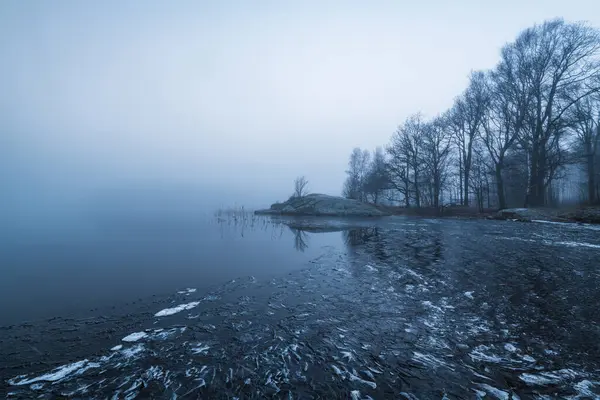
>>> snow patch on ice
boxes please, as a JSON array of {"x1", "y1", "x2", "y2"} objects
[
  {"x1": 496, "y1": 236, "x2": 537, "y2": 243},
  {"x1": 522, "y1": 355, "x2": 536, "y2": 363},
  {"x1": 464, "y1": 291, "x2": 474, "y2": 299},
  {"x1": 413, "y1": 352, "x2": 454, "y2": 370},
  {"x1": 477, "y1": 383, "x2": 510, "y2": 400},
  {"x1": 151, "y1": 327, "x2": 185, "y2": 340},
  {"x1": 533, "y1": 220, "x2": 600, "y2": 232},
  {"x1": 155, "y1": 301, "x2": 200, "y2": 317},
  {"x1": 347, "y1": 371, "x2": 377, "y2": 389},
  {"x1": 504, "y1": 343, "x2": 517, "y2": 352},
  {"x1": 191, "y1": 343, "x2": 210, "y2": 354},
  {"x1": 8, "y1": 360, "x2": 97, "y2": 386},
  {"x1": 554, "y1": 241, "x2": 600, "y2": 250},
  {"x1": 469, "y1": 345, "x2": 504, "y2": 363},
  {"x1": 532, "y1": 220, "x2": 570, "y2": 226},
  {"x1": 571, "y1": 380, "x2": 600, "y2": 399},
  {"x1": 121, "y1": 344, "x2": 145, "y2": 358},
  {"x1": 520, "y1": 369, "x2": 581, "y2": 386},
  {"x1": 122, "y1": 332, "x2": 147, "y2": 342},
  {"x1": 422, "y1": 300, "x2": 444, "y2": 313}
]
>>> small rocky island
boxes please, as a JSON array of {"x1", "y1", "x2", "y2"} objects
[{"x1": 254, "y1": 193, "x2": 389, "y2": 217}]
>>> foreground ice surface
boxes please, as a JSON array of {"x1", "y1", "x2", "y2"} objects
[{"x1": 4, "y1": 219, "x2": 600, "y2": 399}]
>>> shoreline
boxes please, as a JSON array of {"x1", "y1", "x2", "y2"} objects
[{"x1": 373, "y1": 205, "x2": 600, "y2": 225}]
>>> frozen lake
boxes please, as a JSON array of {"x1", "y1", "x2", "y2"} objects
[{"x1": 2, "y1": 214, "x2": 600, "y2": 398}]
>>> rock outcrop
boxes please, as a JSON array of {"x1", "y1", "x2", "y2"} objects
[
  {"x1": 492, "y1": 208, "x2": 534, "y2": 222},
  {"x1": 254, "y1": 194, "x2": 388, "y2": 217},
  {"x1": 491, "y1": 207, "x2": 600, "y2": 224}
]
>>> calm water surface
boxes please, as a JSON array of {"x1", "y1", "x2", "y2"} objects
[
  {"x1": 2, "y1": 214, "x2": 600, "y2": 399},
  {"x1": 0, "y1": 214, "x2": 340, "y2": 325}
]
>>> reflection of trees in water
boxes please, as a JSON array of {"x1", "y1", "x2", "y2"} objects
[
  {"x1": 343, "y1": 227, "x2": 379, "y2": 248},
  {"x1": 344, "y1": 226, "x2": 444, "y2": 268},
  {"x1": 289, "y1": 228, "x2": 309, "y2": 252}
]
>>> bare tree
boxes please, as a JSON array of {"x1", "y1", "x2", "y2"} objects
[
  {"x1": 481, "y1": 53, "x2": 532, "y2": 209},
  {"x1": 341, "y1": 19, "x2": 600, "y2": 210},
  {"x1": 469, "y1": 144, "x2": 493, "y2": 212},
  {"x1": 570, "y1": 95, "x2": 600, "y2": 204},
  {"x1": 421, "y1": 117, "x2": 453, "y2": 210},
  {"x1": 293, "y1": 176, "x2": 309, "y2": 198},
  {"x1": 448, "y1": 71, "x2": 490, "y2": 206},
  {"x1": 343, "y1": 148, "x2": 371, "y2": 201},
  {"x1": 509, "y1": 19, "x2": 600, "y2": 206},
  {"x1": 363, "y1": 147, "x2": 390, "y2": 204},
  {"x1": 386, "y1": 113, "x2": 425, "y2": 207}
]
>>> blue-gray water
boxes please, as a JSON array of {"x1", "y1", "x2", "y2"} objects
[
  {"x1": 2, "y1": 213, "x2": 600, "y2": 399},
  {"x1": 0, "y1": 212, "x2": 339, "y2": 325}
]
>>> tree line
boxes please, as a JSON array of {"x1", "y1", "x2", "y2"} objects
[{"x1": 343, "y1": 19, "x2": 600, "y2": 210}]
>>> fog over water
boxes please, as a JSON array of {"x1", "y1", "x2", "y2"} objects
[{"x1": 3, "y1": 1, "x2": 600, "y2": 231}]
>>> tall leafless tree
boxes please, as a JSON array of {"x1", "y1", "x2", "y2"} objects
[
  {"x1": 363, "y1": 147, "x2": 389, "y2": 204},
  {"x1": 341, "y1": 19, "x2": 600, "y2": 211},
  {"x1": 421, "y1": 117, "x2": 453, "y2": 210},
  {"x1": 448, "y1": 71, "x2": 490, "y2": 206},
  {"x1": 570, "y1": 95, "x2": 600, "y2": 204},
  {"x1": 509, "y1": 19, "x2": 600, "y2": 206},
  {"x1": 386, "y1": 113, "x2": 425, "y2": 207},
  {"x1": 343, "y1": 148, "x2": 371, "y2": 201},
  {"x1": 469, "y1": 144, "x2": 493, "y2": 212},
  {"x1": 481, "y1": 54, "x2": 532, "y2": 209}
]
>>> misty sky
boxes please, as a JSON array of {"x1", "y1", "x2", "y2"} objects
[{"x1": 2, "y1": 1, "x2": 600, "y2": 213}]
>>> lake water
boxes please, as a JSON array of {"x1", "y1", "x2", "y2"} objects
[{"x1": 2, "y1": 214, "x2": 600, "y2": 399}]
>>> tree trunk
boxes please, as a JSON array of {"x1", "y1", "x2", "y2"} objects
[
  {"x1": 587, "y1": 150, "x2": 596, "y2": 205},
  {"x1": 433, "y1": 178, "x2": 440, "y2": 210},
  {"x1": 526, "y1": 146, "x2": 546, "y2": 207},
  {"x1": 405, "y1": 161, "x2": 410, "y2": 207},
  {"x1": 495, "y1": 164, "x2": 506, "y2": 210},
  {"x1": 464, "y1": 143, "x2": 472, "y2": 207},
  {"x1": 481, "y1": 190, "x2": 485, "y2": 212},
  {"x1": 414, "y1": 171, "x2": 421, "y2": 208},
  {"x1": 485, "y1": 173, "x2": 491, "y2": 208},
  {"x1": 537, "y1": 143, "x2": 548, "y2": 206},
  {"x1": 458, "y1": 156, "x2": 463, "y2": 204},
  {"x1": 464, "y1": 170, "x2": 470, "y2": 207}
]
